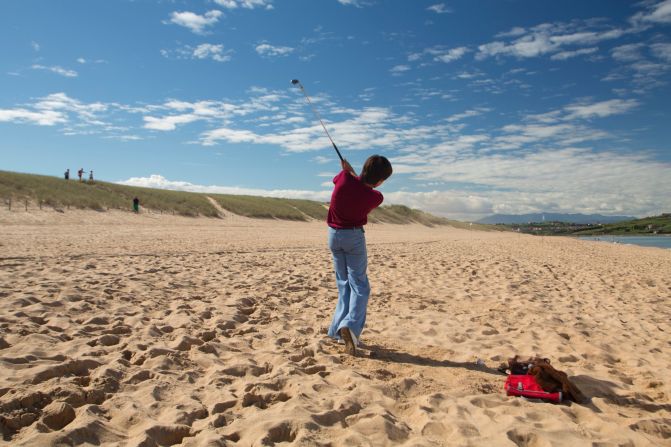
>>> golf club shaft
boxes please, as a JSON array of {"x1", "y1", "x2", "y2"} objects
[{"x1": 296, "y1": 83, "x2": 344, "y2": 162}]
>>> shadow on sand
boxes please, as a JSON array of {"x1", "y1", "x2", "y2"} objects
[
  {"x1": 362, "y1": 343, "x2": 505, "y2": 377},
  {"x1": 572, "y1": 374, "x2": 671, "y2": 413},
  {"x1": 362, "y1": 345, "x2": 668, "y2": 411}
]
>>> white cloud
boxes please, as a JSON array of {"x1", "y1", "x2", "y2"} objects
[
  {"x1": 605, "y1": 42, "x2": 671, "y2": 91},
  {"x1": 337, "y1": 0, "x2": 363, "y2": 7},
  {"x1": 214, "y1": 0, "x2": 273, "y2": 9},
  {"x1": 386, "y1": 191, "x2": 494, "y2": 219},
  {"x1": 313, "y1": 156, "x2": 333, "y2": 164},
  {"x1": 477, "y1": 37, "x2": 556, "y2": 59},
  {"x1": 31, "y1": 64, "x2": 78, "y2": 77},
  {"x1": 284, "y1": 116, "x2": 305, "y2": 124},
  {"x1": 389, "y1": 64, "x2": 411, "y2": 75},
  {"x1": 167, "y1": 10, "x2": 222, "y2": 34},
  {"x1": 31, "y1": 41, "x2": 40, "y2": 51},
  {"x1": 74, "y1": 57, "x2": 107, "y2": 65},
  {"x1": 445, "y1": 108, "x2": 491, "y2": 122},
  {"x1": 455, "y1": 71, "x2": 481, "y2": 79},
  {"x1": 495, "y1": 27, "x2": 526, "y2": 38},
  {"x1": 630, "y1": 0, "x2": 671, "y2": 26},
  {"x1": 563, "y1": 99, "x2": 639, "y2": 120},
  {"x1": 142, "y1": 99, "x2": 244, "y2": 130},
  {"x1": 611, "y1": 43, "x2": 645, "y2": 62},
  {"x1": 255, "y1": 43, "x2": 294, "y2": 57},
  {"x1": 200, "y1": 106, "x2": 449, "y2": 152},
  {"x1": 0, "y1": 108, "x2": 66, "y2": 126},
  {"x1": 144, "y1": 114, "x2": 201, "y2": 131},
  {"x1": 0, "y1": 92, "x2": 151, "y2": 139},
  {"x1": 239, "y1": 0, "x2": 273, "y2": 9},
  {"x1": 477, "y1": 22, "x2": 624, "y2": 60},
  {"x1": 193, "y1": 43, "x2": 232, "y2": 62},
  {"x1": 407, "y1": 52, "x2": 422, "y2": 62},
  {"x1": 162, "y1": 44, "x2": 234, "y2": 62},
  {"x1": 408, "y1": 46, "x2": 469, "y2": 64},
  {"x1": 434, "y1": 46, "x2": 469, "y2": 63},
  {"x1": 392, "y1": 148, "x2": 671, "y2": 219},
  {"x1": 427, "y1": 3, "x2": 451, "y2": 14},
  {"x1": 651, "y1": 42, "x2": 671, "y2": 62},
  {"x1": 215, "y1": 0, "x2": 238, "y2": 8},
  {"x1": 551, "y1": 29, "x2": 624, "y2": 46},
  {"x1": 550, "y1": 47, "x2": 598, "y2": 60}
]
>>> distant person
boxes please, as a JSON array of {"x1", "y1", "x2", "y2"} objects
[
  {"x1": 64, "y1": 169, "x2": 70, "y2": 180},
  {"x1": 89, "y1": 170, "x2": 94, "y2": 182},
  {"x1": 326, "y1": 155, "x2": 392, "y2": 356},
  {"x1": 133, "y1": 197, "x2": 140, "y2": 213},
  {"x1": 77, "y1": 168, "x2": 84, "y2": 182}
]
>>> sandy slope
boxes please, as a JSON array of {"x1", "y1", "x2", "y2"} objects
[{"x1": 0, "y1": 209, "x2": 670, "y2": 446}]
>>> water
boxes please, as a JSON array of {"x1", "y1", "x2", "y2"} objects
[{"x1": 578, "y1": 235, "x2": 671, "y2": 249}]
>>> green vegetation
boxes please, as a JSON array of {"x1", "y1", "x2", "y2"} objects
[
  {"x1": 0, "y1": 171, "x2": 218, "y2": 217},
  {"x1": 572, "y1": 214, "x2": 671, "y2": 235},
  {"x1": 502, "y1": 214, "x2": 671, "y2": 236},
  {"x1": 371, "y1": 204, "x2": 466, "y2": 227},
  {"x1": 211, "y1": 195, "x2": 327, "y2": 220},
  {"x1": 503, "y1": 222, "x2": 596, "y2": 236},
  {"x1": 0, "y1": 170, "x2": 499, "y2": 229}
]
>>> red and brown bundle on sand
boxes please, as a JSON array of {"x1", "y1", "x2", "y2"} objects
[{"x1": 501, "y1": 356, "x2": 587, "y2": 404}]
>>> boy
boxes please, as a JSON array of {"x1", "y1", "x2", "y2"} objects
[{"x1": 327, "y1": 155, "x2": 392, "y2": 356}]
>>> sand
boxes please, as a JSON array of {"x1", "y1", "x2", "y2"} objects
[{"x1": 1, "y1": 208, "x2": 670, "y2": 446}]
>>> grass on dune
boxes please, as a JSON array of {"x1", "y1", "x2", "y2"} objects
[
  {"x1": 0, "y1": 170, "x2": 499, "y2": 229},
  {"x1": 0, "y1": 171, "x2": 218, "y2": 217},
  {"x1": 211, "y1": 195, "x2": 328, "y2": 220}
]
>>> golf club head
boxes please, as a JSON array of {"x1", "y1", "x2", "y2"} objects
[{"x1": 291, "y1": 79, "x2": 300, "y2": 85}]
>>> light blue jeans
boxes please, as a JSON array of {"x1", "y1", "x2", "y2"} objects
[{"x1": 327, "y1": 227, "x2": 370, "y2": 342}]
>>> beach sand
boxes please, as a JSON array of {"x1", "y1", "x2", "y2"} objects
[{"x1": 1, "y1": 209, "x2": 670, "y2": 446}]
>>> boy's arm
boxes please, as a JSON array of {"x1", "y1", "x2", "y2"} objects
[{"x1": 341, "y1": 159, "x2": 356, "y2": 177}]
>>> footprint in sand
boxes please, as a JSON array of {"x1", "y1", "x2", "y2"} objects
[
  {"x1": 260, "y1": 421, "x2": 297, "y2": 445},
  {"x1": 40, "y1": 401, "x2": 76, "y2": 430},
  {"x1": 137, "y1": 424, "x2": 192, "y2": 446},
  {"x1": 312, "y1": 402, "x2": 362, "y2": 428},
  {"x1": 241, "y1": 390, "x2": 291, "y2": 410},
  {"x1": 506, "y1": 428, "x2": 544, "y2": 447}
]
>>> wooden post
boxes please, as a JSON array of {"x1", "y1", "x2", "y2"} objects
[
  {"x1": 25, "y1": 199, "x2": 28, "y2": 211},
  {"x1": 8, "y1": 198, "x2": 11, "y2": 211}
]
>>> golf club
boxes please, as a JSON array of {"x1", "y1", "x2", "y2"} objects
[{"x1": 291, "y1": 79, "x2": 344, "y2": 162}]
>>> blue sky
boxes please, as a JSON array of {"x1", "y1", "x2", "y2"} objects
[{"x1": 1, "y1": 0, "x2": 670, "y2": 220}]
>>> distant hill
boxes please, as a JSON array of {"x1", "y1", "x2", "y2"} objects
[
  {"x1": 572, "y1": 214, "x2": 671, "y2": 235},
  {"x1": 0, "y1": 170, "x2": 497, "y2": 230},
  {"x1": 477, "y1": 213, "x2": 635, "y2": 225}
]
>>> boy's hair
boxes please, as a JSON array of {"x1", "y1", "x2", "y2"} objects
[{"x1": 360, "y1": 155, "x2": 393, "y2": 185}]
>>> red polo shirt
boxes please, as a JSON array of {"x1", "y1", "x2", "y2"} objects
[{"x1": 327, "y1": 170, "x2": 383, "y2": 228}]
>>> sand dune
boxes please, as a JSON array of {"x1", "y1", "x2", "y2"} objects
[{"x1": 1, "y1": 209, "x2": 670, "y2": 446}]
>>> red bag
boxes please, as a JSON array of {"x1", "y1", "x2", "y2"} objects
[{"x1": 504, "y1": 374, "x2": 562, "y2": 403}]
